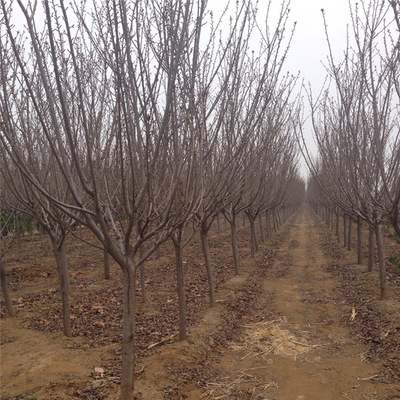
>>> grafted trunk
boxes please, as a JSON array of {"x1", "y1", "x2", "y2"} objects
[
  {"x1": 172, "y1": 235, "x2": 187, "y2": 340},
  {"x1": 368, "y1": 224, "x2": 374, "y2": 272},
  {"x1": 0, "y1": 257, "x2": 15, "y2": 317},
  {"x1": 200, "y1": 222, "x2": 215, "y2": 307},
  {"x1": 357, "y1": 216, "x2": 363, "y2": 265},
  {"x1": 121, "y1": 262, "x2": 136, "y2": 399},
  {"x1": 104, "y1": 249, "x2": 110, "y2": 280},
  {"x1": 53, "y1": 241, "x2": 72, "y2": 337},
  {"x1": 375, "y1": 222, "x2": 387, "y2": 300},
  {"x1": 229, "y1": 213, "x2": 240, "y2": 275}
]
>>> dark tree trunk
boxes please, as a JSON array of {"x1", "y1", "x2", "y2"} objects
[
  {"x1": 368, "y1": 223, "x2": 374, "y2": 272},
  {"x1": 266, "y1": 213, "x2": 272, "y2": 237},
  {"x1": 200, "y1": 222, "x2": 215, "y2": 307},
  {"x1": 259, "y1": 213, "x2": 265, "y2": 243},
  {"x1": 343, "y1": 215, "x2": 347, "y2": 248},
  {"x1": 137, "y1": 226, "x2": 146, "y2": 301},
  {"x1": 121, "y1": 262, "x2": 136, "y2": 399},
  {"x1": 137, "y1": 244, "x2": 146, "y2": 302},
  {"x1": 347, "y1": 216, "x2": 352, "y2": 251},
  {"x1": 230, "y1": 212, "x2": 240, "y2": 275},
  {"x1": 53, "y1": 240, "x2": 72, "y2": 337},
  {"x1": 357, "y1": 216, "x2": 363, "y2": 265},
  {"x1": 248, "y1": 214, "x2": 258, "y2": 258},
  {"x1": 0, "y1": 257, "x2": 15, "y2": 316},
  {"x1": 172, "y1": 233, "x2": 187, "y2": 340},
  {"x1": 272, "y1": 212, "x2": 278, "y2": 233},
  {"x1": 375, "y1": 222, "x2": 387, "y2": 300},
  {"x1": 277, "y1": 210, "x2": 282, "y2": 228},
  {"x1": 335, "y1": 210, "x2": 340, "y2": 242}
]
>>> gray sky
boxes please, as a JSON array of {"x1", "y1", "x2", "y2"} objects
[
  {"x1": 210, "y1": 0, "x2": 354, "y2": 177},
  {"x1": 285, "y1": 0, "x2": 352, "y2": 88},
  {"x1": 285, "y1": 0, "x2": 353, "y2": 176}
]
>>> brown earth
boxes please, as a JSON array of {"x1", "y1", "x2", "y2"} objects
[{"x1": 1, "y1": 206, "x2": 400, "y2": 399}]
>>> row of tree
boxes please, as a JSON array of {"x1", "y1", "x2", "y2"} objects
[
  {"x1": 0, "y1": 0, "x2": 304, "y2": 397},
  {"x1": 304, "y1": 0, "x2": 400, "y2": 300}
]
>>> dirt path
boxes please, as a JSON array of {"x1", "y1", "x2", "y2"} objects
[
  {"x1": 146, "y1": 206, "x2": 399, "y2": 400},
  {"x1": 197, "y1": 207, "x2": 399, "y2": 400}
]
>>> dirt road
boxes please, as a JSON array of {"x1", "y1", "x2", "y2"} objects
[{"x1": 138, "y1": 206, "x2": 400, "y2": 400}]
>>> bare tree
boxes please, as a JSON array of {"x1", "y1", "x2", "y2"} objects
[
  {"x1": 1, "y1": 152, "x2": 76, "y2": 336},
  {"x1": 302, "y1": 0, "x2": 399, "y2": 299},
  {"x1": 0, "y1": 202, "x2": 17, "y2": 317},
  {"x1": 0, "y1": 0, "x2": 211, "y2": 396},
  {"x1": 2, "y1": 0, "x2": 295, "y2": 396}
]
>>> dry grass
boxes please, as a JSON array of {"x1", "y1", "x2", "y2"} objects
[{"x1": 239, "y1": 319, "x2": 320, "y2": 360}]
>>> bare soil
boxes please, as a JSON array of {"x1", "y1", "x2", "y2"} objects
[{"x1": 1, "y1": 206, "x2": 400, "y2": 399}]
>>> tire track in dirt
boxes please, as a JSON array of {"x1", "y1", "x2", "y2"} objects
[{"x1": 203, "y1": 206, "x2": 399, "y2": 400}]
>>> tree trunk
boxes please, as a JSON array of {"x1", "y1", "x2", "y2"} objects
[
  {"x1": 347, "y1": 216, "x2": 352, "y2": 251},
  {"x1": 138, "y1": 249, "x2": 146, "y2": 303},
  {"x1": 200, "y1": 222, "x2": 215, "y2": 307},
  {"x1": 368, "y1": 224, "x2": 374, "y2": 272},
  {"x1": 173, "y1": 235, "x2": 187, "y2": 340},
  {"x1": 277, "y1": 210, "x2": 282, "y2": 228},
  {"x1": 136, "y1": 224, "x2": 146, "y2": 301},
  {"x1": 248, "y1": 215, "x2": 258, "y2": 258},
  {"x1": 272, "y1": 212, "x2": 278, "y2": 233},
  {"x1": 357, "y1": 216, "x2": 363, "y2": 265},
  {"x1": 343, "y1": 215, "x2": 347, "y2": 248},
  {"x1": 0, "y1": 257, "x2": 15, "y2": 316},
  {"x1": 335, "y1": 210, "x2": 340, "y2": 242},
  {"x1": 104, "y1": 249, "x2": 110, "y2": 280},
  {"x1": 230, "y1": 213, "x2": 240, "y2": 275},
  {"x1": 217, "y1": 213, "x2": 221, "y2": 234},
  {"x1": 259, "y1": 213, "x2": 265, "y2": 243},
  {"x1": 375, "y1": 222, "x2": 387, "y2": 300},
  {"x1": 266, "y1": 213, "x2": 272, "y2": 237},
  {"x1": 121, "y1": 263, "x2": 136, "y2": 399},
  {"x1": 53, "y1": 240, "x2": 72, "y2": 337}
]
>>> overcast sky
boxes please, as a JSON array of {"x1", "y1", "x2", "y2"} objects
[
  {"x1": 284, "y1": 0, "x2": 352, "y2": 87},
  {"x1": 209, "y1": 0, "x2": 354, "y2": 177},
  {"x1": 284, "y1": 0, "x2": 353, "y2": 175}
]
